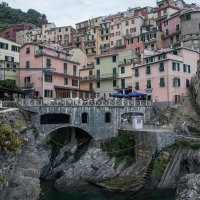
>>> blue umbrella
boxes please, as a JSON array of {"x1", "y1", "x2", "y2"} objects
[
  {"x1": 128, "y1": 91, "x2": 147, "y2": 97},
  {"x1": 110, "y1": 93, "x2": 128, "y2": 98}
]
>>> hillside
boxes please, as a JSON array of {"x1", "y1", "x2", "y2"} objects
[{"x1": 0, "y1": 1, "x2": 48, "y2": 31}]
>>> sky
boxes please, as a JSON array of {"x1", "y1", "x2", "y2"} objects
[{"x1": 3, "y1": 0, "x2": 200, "y2": 27}]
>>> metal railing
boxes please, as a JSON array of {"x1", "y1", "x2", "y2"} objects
[{"x1": 14, "y1": 98, "x2": 153, "y2": 107}]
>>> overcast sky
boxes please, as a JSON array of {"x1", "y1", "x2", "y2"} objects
[{"x1": 4, "y1": 0, "x2": 199, "y2": 27}]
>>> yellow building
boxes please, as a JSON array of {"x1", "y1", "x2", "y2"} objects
[
  {"x1": 0, "y1": 37, "x2": 21, "y2": 86},
  {"x1": 93, "y1": 49, "x2": 136, "y2": 98}
]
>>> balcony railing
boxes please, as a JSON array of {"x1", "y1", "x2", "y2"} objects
[
  {"x1": 80, "y1": 75, "x2": 95, "y2": 81},
  {"x1": 23, "y1": 83, "x2": 34, "y2": 88},
  {"x1": 96, "y1": 73, "x2": 118, "y2": 80}
]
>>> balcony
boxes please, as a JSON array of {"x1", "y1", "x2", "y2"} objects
[
  {"x1": 144, "y1": 38, "x2": 157, "y2": 45},
  {"x1": 80, "y1": 75, "x2": 96, "y2": 81},
  {"x1": 96, "y1": 73, "x2": 118, "y2": 80},
  {"x1": 23, "y1": 82, "x2": 34, "y2": 88},
  {"x1": 162, "y1": 31, "x2": 181, "y2": 39}
]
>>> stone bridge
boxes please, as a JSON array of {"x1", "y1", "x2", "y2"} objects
[{"x1": 15, "y1": 98, "x2": 153, "y2": 140}]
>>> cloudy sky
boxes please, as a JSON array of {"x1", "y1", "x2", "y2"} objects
[{"x1": 4, "y1": 0, "x2": 199, "y2": 27}]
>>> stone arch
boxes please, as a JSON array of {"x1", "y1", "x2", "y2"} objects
[
  {"x1": 40, "y1": 113, "x2": 70, "y2": 124},
  {"x1": 105, "y1": 112, "x2": 111, "y2": 123},
  {"x1": 81, "y1": 112, "x2": 88, "y2": 123}
]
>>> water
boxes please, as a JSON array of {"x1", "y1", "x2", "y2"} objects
[{"x1": 39, "y1": 182, "x2": 176, "y2": 200}]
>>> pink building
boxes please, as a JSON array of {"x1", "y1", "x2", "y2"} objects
[
  {"x1": 161, "y1": 11, "x2": 181, "y2": 48},
  {"x1": 125, "y1": 36, "x2": 145, "y2": 55},
  {"x1": 132, "y1": 47, "x2": 200, "y2": 104},
  {"x1": 19, "y1": 43, "x2": 81, "y2": 99}
]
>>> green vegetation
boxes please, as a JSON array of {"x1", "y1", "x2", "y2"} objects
[
  {"x1": 0, "y1": 80, "x2": 22, "y2": 92},
  {"x1": 153, "y1": 140, "x2": 200, "y2": 172},
  {"x1": 48, "y1": 137, "x2": 64, "y2": 159},
  {"x1": 0, "y1": 173, "x2": 5, "y2": 184},
  {"x1": 0, "y1": 124, "x2": 22, "y2": 154},
  {"x1": 12, "y1": 120, "x2": 25, "y2": 129},
  {"x1": 102, "y1": 133, "x2": 135, "y2": 166},
  {"x1": 153, "y1": 156, "x2": 169, "y2": 172},
  {"x1": 0, "y1": 2, "x2": 47, "y2": 31}
]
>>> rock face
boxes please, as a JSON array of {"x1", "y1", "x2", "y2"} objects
[
  {"x1": 0, "y1": 129, "x2": 51, "y2": 200},
  {"x1": 176, "y1": 174, "x2": 200, "y2": 200}
]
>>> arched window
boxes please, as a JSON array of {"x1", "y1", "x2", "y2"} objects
[
  {"x1": 105, "y1": 112, "x2": 111, "y2": 123},
  {"x1": 82, "y1": 113, "x2": 88, "y2": 123}
]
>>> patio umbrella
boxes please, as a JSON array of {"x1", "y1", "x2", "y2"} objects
[
  {"x1": 128, "y1": 91, "x2": 147, "y2": 97},
  {"x1": 110, "y1": 93, "x2": 128, "y2": 98}
]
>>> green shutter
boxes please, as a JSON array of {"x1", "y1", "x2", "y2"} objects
[
  {"x1": 183, "y1": 64, "x2": 186, "y2": 72},
  {"x1": 172, "y1": 62, "x2": 176, "y2": 71},
  {"x1": 178, "y1": 78, "x2": 181, "y2": 87},
  {"x1": 135, "y1": 69, "x2": 139, "y2": 77},
  {"x1": 178, "y1": 63, "x2": 180, "y2": 71},
  {"x1": 186, "y1": 79, "x2": 190, "y2": 88},
  {"x1": 188, "y1": 65, "x2": 191, "y2": 73}
]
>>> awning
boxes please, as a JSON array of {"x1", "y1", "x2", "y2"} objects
[{"x1": 128, "y1": 91, "x2": 147, "y2": 97}]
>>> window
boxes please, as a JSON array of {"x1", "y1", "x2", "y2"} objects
[
  {"x1": 184, "y1": 13, "x2": 191, "y2": 21},
  {"x1": 45, "y1": 74, "x2": 52, "y2": 82},
  {"x1": 121, "y1": 66, "x2": 125, "y2": 74},
  {"x1": 135, "y1": 82, "x2": 139, "y2": 90},
  {"x1": 96, "y1": 82, "x2": 100, "y2": 88},
  {"x1": 46, "y1": 58, "x2": 51, "y2": 67},
  {"x1": 173, "y1": 77, "x2": 181, "y2": 87},
  {"x1": 147, "y1": 80, "x2": 151, "y2": 88},
  {"x1": 5, "y1": 56, "x2": 14, "y2": 62},
  {"x1": 166, "y1": 29, "x2": 169, "y2": 35},
  {"x1": 183, "y1": 64, "x2": 191, "y2": 73},
  {"x1": 44, "y1": 90, "x2": 53, "y2": 98},
  {"x1": 64, "y1": 63, "x2": 67, "y2": 74},
  {"x1": 96, "y1": 70, "x2": 100, "y2": 79},
  {"x1": 65, "y1": 28, "x2": 68, "y2": 31},
  {"x1": 158, "y1": 54, "x2": 166, "y2": 60},
  {"x1": 105, "y1": 112, "x2": 111, "y2": 123},
  {"x1": 26, "y1": 47, "x2": 30, "y2": 54},
  {"x1": 89, "y1": 83, "x2": 93, "y2": 91},
  {"x1": 160, "y1": 78, "x2": 165, "y2": 87},
  {"x1": 112, "y1": 56, "x2": 116, "y2": 62},
  {"x1": 113, "y1": 68, "x2": 116, "y2": 76},
  {"x1": 135, "y1": 68, "x2": 139, "y2": 77},
  {"x1": 131, "y1": 19, "x2": 134, "y2": 24},
  {"x1": 146, "y1": 66, "x2": 151, "y2": 74},
  {"x1": 82, "y1": 113, "x2": 88, "y2": 123},
  {"x1": 126, "y1": 21, "x2": 129, "y2": 26},
  {"x1": 121, "y1": 79, "x2": 125, "y2": 88},
  {"x1": 172, "y1": 62, "x2": 180, "y2": 71},
  {"x1": 64, "y1": 78, "x2": 68, "y2": 85},
  {"x1": 96, "y1": 58, "x2": 100, "y2": 65},
  {"x1": 164, "y1": 20, "x2": 168, "y2": 26},
  {"x1": 186, "y1": 79, "x2": 190, "y2": 88},
  {"x1": 26, "y1": 61, "x2": 30, "y2": 68},
  {"x1": 0, "y1": 42, "x2": 8, "y2": 50},
  {"x1": 11, "y1": 45, "x2": 19, "y2": 52},
  {"x1": 159, "y1": 62, "x2": 164, "y2": 72},
  {"x1": 146, "y1": 57, "x2": 153, "y2": 63},
  {"x1": 113, "y1": 80, "x2": 116, "y2": 87},
  {"x1": 73, "y1": 65, "x2": 77, "y2": 76},
  {"x1": 176, "y1": 24, "x2": 180, "y2": 32},
  {"x1": 72, "y1": 79, "x2": 78, "y2": 86}
]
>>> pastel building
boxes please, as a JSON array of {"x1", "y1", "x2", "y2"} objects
[
  {"x1": 0, "y1": 37, "x2": 21, "y2": 85},
  {"x1": 19, "y1": 43, "x2": 81, "y2": 99},
  {"x1": 180, "y1": 9, "x2": 200, "y2": 51},
  {"x1": 132, "y1": 47, "x2": 200, "y2": 104},
  {"x1": 94, "y1": 49, "x2": 136, "y2": 97},
  {"x1": 161, "y1": 11, "x2": 181, "y2": 48}
]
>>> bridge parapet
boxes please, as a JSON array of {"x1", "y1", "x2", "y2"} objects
[{"x1": 14, "y1": 98, "x2": 152, "y2": 107}]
